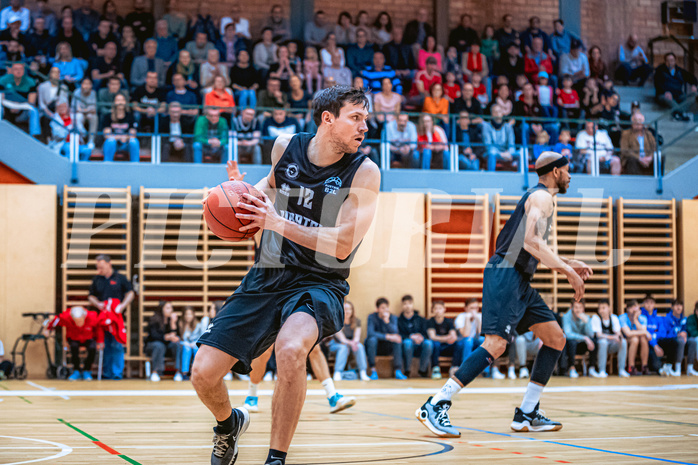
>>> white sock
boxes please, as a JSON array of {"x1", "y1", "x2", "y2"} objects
[
  {"x1": 675, "y1": 363, "x2": 681, "y2": 373},
  {"x1": 321, "y1": 378, "x2": 337, "y2": 398},
  {"x1": 248, "y1": 381, "x2": 258, "y2": 397},
  {"x1": 430, "y1": 379, "x2": 461, "y2": 405},
  {"x1": 520, "y1": 382, "x2": 544, "y2": 413}
]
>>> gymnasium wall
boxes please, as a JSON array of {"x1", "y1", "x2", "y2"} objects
[
  {"x1": 679, "y1": 200, "x2": 698, "y2": 312},
  {"x1": 0, "y1": 185, "x2": 57, "y2": 377}
]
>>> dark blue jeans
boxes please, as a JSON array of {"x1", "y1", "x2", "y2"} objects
[{"x1": 365, "y1": 336, "x2": 403, "y2": 370}]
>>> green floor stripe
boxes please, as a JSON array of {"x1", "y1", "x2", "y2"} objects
[
  {"x1": 18, "y1": 396, "x2": 32, "y2": 404},
  {"x1": 58, "y1": 418, "x2": 99, "y2": 441},
  {"x1": 118, "y1": 455, "x2": 143, "y2": 465},
  {"x1": 0, "y1": 383, "x2": 10, "y2": 390}
]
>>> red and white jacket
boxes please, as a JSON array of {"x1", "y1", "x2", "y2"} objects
[
  {"x1": 47, "y1": 310, "x2": 104, "y2": 343},
  {"x1": 98, "y1": 298, "x2": 127, "y2": 345}
]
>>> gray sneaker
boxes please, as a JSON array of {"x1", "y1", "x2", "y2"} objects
[
  {"x1": 415, "y1": 397, "x2": 461, "y2": 438},
  {"x1": 211, "y1": 407, "x2": 250, "y2": 465},
  {"x1": 510, "y1": 403, "x2": 562, "y2": 432}
]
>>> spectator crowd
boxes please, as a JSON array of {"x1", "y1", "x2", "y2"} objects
[{"x1": 0, "y1": 0, "x2": 695, "y2": 173}]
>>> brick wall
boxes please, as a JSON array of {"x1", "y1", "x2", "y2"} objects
[
  {"x1": 314, "y1": 0, "x2": 433, "y2": 32},
  {"x1": 448, "y1": 0, "x2": 559, "y2": 32}
]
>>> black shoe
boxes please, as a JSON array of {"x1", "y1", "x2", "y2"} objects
[
  {"x1": 418, "y1": 370, "x2": 429, "y2": 378},
  {"x1": 510, "y1": 403, "x2": 562, "y2": 432},
  {"x1": 211, "y1": 407, "x2": 250, "y2": 465}
]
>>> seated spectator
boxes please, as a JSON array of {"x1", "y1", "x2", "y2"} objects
[
  {"x1": 262, "y1": 4, "x2": 290, "y2": 43},
  {"x1": 616, "y1": 34, "x2": 652, "y2": 86},
  {"x1": 524, "y1": 37, "x2": 553, "y2": 85},
  {"x1": 398, "y1": 294, "x2": 432, "y2": 378},
  {"x1": 131, "y1": 39, "x2": 166, "y2": 88},
  {"x1": 262, "y1": 106, "x2": 300, "y2": 146},
  {"x1": 334, "y1": 11, "x2": 356, "y2": 46},
  {"x1": 53, "y1": 42, "x2": 85, "y2": 85},
  {"x1": 552, "y1": 129, "x2": 577, "y2": 171},
  {"x1": 229, "y1": 49, "x2": 259, "y2": 108},
  {"x1": 200, "y1": 49, "x2": 229, "y2": 89},
  {"x1": 0, "y1": 0, "x2": 30, "y2": 32},
  {"x1": 481, "y1": 25, "x2": 499, "y2": 66},
  {"x1": 462, "y1": 41, "x2": 489, "y2": 83},
  {"x1": 166, "y1": 50, "x2": 198, "y2": 91},
  {"x1": 90, "y1": 41, "x2": 123, "y2": 89},
  {"x1": 419, "y1": 35, "x2": 444, "y2": 72},
  {"x1": 417, "y1": 113, "x2": 448, "y2": 170},
  {"x1": 640, "y1": 293, "x2": 662, "y2": 373},
  {"x1": 590, "y1": 299, "x2": 629, "y2": 378},
  {"x1": 654, "y1": 52, "x2": 698, "y2": 121},
  {"x1": 166, "y1": 73, "x2": 199, "y2": 125},
  {"x1": 287, "y1": 75, "x2": 311, "y2": 129},
  {"x1": 355, "y1": 11, "x2": 371, "y2": 37},
  {"x1": 495, "y1": 14, "x2": 521, "y2": 56},
  {"x1": 0, "y1": 61, "x2": 40, "y2": 137},
  {"x1": 268, "y1": 45, "x2": 299, "y2": 92},
  {"x1": 656, "y1": 299, "x2": 688, "y2": 377},
  {"x1": 71, "y1": 77, "x2": 98, "y2": 145},
  {"x1": 362, "y1": 51, "x2": 401, "y2": 94},
  {"x1": 588, "y1": 46, "x2": 608, "y2": 84},
  {"x1": 257, "y1": 77, "x2": 288, "y2": 113},
  {"x1": 482, "y1": 104, "x2": 515, "y2": 171},
  {"x1": 43, "y1": 306, "x2": 103, "y2": 381},
  {"x1": 580, "y1": 76, "x2": 603, "y2": 119},
  {"x1": 320, "y1": 32, "x2": 345, "y2": 69},
  {"x1": 550, "y1": 18, "x2": 582, "y2": 60},
  {"x1": 347, "y1": 28, "x2": 375, "y2": 76},
  {"x1": 427, "y1": 300, "x2": 463, "y2": 380},
  {"x1": 521, "y1": 15, "x2": 550, "y2": 55},
  {"x1": 454, "y1": 298, "x2": 505, "y2": 378},
  {"x1": 189, "y1": 12, "x2": 218, "y2": 44},
  {"x1": 687, "y1": 302, "x2": 698, "y2": 377},
  {"x1": 404, "y1": 7, "x2": 433, "y2": 55},
  {"x1": 371, "y1": 11, "x2": 393, "y2": 47},
  {"x1": 386, "y1": 112, "x2": 419, "y2": 168},
  {"x1": 443, "y1": 71, "x2": 462, "y2": 102},
  {"x1": 454, "y1": 111, "x2": 483, "y2": 170},
  {"x1": 443, "y1": 47, "x2": 464, "y2": 83},
  {"x1": 323, "y1": 52, "x2": 352, "y2": 87},
  {"x1": 215, "y1": 23, "x2": 238, "y2": 68},
  {"x1": 496, "y1": 42, "x2": 525, "y2": 85},
  {"x1": 328, "y1": 300, "x2": 370, "y2": 381},
  {"x1": 620, "y1": 299, "x2": 650, "y2": 375},
  {"x1": 193, "y1": 107, "x2": 228, "y2": 163},
  {"x1": 558, "y1": 39, "x2": 589, "y2": 88},
  {"x1": 88, "y1": 18, "x2": 118, "y2": 58},
  {"x1": 449, "y1": 13, "x2": 479, "y2": 55},
  {"x1": 304, "y1": 10, "x2": 330, "y2": 49},
  {"x1": 514, "y1": 331, "x2": 541, "y2": 379},
  {"x1": 423, "y1": 82, "x2": 449, "y2": 125},
  {"x1": 620, "y1": 112, "x2": 658, "y2": 175},
  {"x1": 452, "y1": 82, "x2": 483, "y2": 118},
  {"x1": 145, "y1": 301, "x2": 182, "y2": 382},
  {"x1": 101, "y1": 93, "x2": 139, "y2": 162},
  {"x1": 132, "y1": 70, "x2": 166, "y2": 132},
  {"x1": 219, "y1": 3, "x2": 250, "y2": 41},
  {"x1": 302, "y1": 46, "x2": 322, "y2": 95},
  {"x1": 49, "y1": 100, "x2": 92, "y2": 160},
  {"x1": 25, "y1": 17, "x2": 52, "y2": 72},
  {"x1": 560, "y1": 300, "x2": 594, "y2": 378},
  {"x1": 575, "y1": 121, "x2": 620, "y2": 175},
  {"x1": 366, "y1": 297, "x2": 406, "y2": 380},
  {"x1": 37, "y1": 66, "x2": 69, "y2": 127},
  {"x1": 185, "y1": 31, "x2": 215, "y2": 65},
  {"x1": 382, "y1": 27, "x2": 415, "y2": 85},
  {"x1": 101, "y1": 0, "x2": 123, "y2": 34},
  {"x1": 374, "y1": 77, "x2": 401, "y2": 123},
  {"x1": 153, "y1": 19, "x2": 178, "y2": 65},
  {"x1": 125, "y1": 0, "x2": 154, "y2": 43},
  {"x1": 118, "y1": 25, "x2": 140, "y2": 80},
  {"x1": 161, "y1": 102, "x2": 194, "y2": 162},
  {"x1": 253, "y1": 28, "x2": 278, "y2": 75},
  {"x1": 29, "y1": 0, "x2": 57, "y2": 35},
  {"x1": 491, "y1": 82, "x2": 511, "y2": 115},
  {"x1": 161, "y1": 1, "x2": 185, "y2": 40},
  {"x1": 97, "y1": 76, "x2": 129, "y2": 115},
  {"x1": 54, "y1": 15, "x2": 89, "y2": 59},
  {"x1": 556, "y1": 75, "x2": 581, "y2": 126},
  {"x1": 177, "y1": 306, "x2": 202, "y2": 380},
  {"x1": 233, "y1": 107, "x2": 262, "y2": 165},
  {"x1": 408, "y1": 56, "x2": 442, "y2": 107},
  {"x1": 0, "y1": 14, "x2": 24, "y2": 48}
]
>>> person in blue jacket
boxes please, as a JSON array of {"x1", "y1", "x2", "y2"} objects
[
  {"x1": 641, "y1": 294, "x2": 662, "y2": 374},
  {"x1": 656, "y1": 299, "x2": 688, "y2": 377}
]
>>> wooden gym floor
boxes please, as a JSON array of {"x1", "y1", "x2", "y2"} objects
[{"x1": 0, "y1": 377, "x2": 697, "y2": 465}]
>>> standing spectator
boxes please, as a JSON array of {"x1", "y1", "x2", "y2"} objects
[
  {"x1": 233, "y1": 108, "x2": 262, "y2": 164},
  {"x1": 398, "y1": 295, "x2": 433, "y2": 378},
  {"x1": 90, "y1": 41, "x2": 123, "y2": 89},
  {"x1": 131, "y1": 70, "x2": 166, "y2": 132},
  {"x1": 454, "y1": 111, "x2": 482, "y2": 170},
  {"x1": 204, "y1": 76, "x2": 235, "y2": 113},
  {"x1": 101, "y1": 93, "x2": 140, "y2": 162},
  {"x1": 494, "y1": 14, "x2": 520, "y2": 57},
  {"x1": 262, "y1": 4, "x2": 291, "y2": 43},
  {"x1": 616, "y1": 34, "x2": 652, "y2": 86},
  {"x1": 366, "y1": 297, "x2": 406, "y2": 380},
  {"x1": 495, "y1": 42, "x2": 525, "y2": 85},
  {"x1": 43, "y1": 306, "x2": 103, "y2": 381},
  {"x1": 521, "y1": 16, "x2": 550, "y2": 55},
  {"x1": 560, "y1": 300, "x2": 594, "y2": 378},
  {"x1": 346, "y1": 28, "x2": 375, "y2": 77},
  {"x1": 0, "y1": 0, "x2": 29, "y2": 32},
  {"x1": 403, "y1": 7, "x2": 433, "y2": 57},
  {"x1": 29, "y1": 0, "x2": 57, "y2": 36},
  {"x1": 524, "y1": 37, "x2": 553, "y2": 85},
  {"x1": 329, "y1": 300, "x2": 370, "y2": 381},
  {"x1": 620, "y1": 112, "x2": 657, "y2": 175},
  {"x1": 185, "y1": 31, "x2": 215, "y2": 66},
  {"x1": 165, "y1": 73, "x2": 199, "y2": 125},
  {"x1": 162, "y1": 0, "x2": 187, "y2": 40},
  {"x1": 177, "y1": 306, "x2": 202, "y2": 380},
  {"x1": 88, "y1": 19, "x2": 118, "y2": 58},
  {"x1": 590, "y1": 299, "x2": 629, "y2": 377},
  {"x1": 200, "y1": 49, "x2": 229, "y2": 89},
  {"x1": 161, "y1": 102, "x2": 194, "y2": 162},
  {"x1": 620, "y1": 300, "x2": 650, "y2": 375},
  {"x1": 87, "y1": 255, "x2": 134, "y2": 380},
  {"x1": 304, "y1": 10, "x2": 330, "y2": 49},
  {"x1": 193, "y1": 107, "x2": 228, "y2": 163},
  {"x1": 362, "y1": 51, "x2": 400, "y2": 94},
  {"x1": 130, "y1": 39, "x2": 166, "y2": 87},
  {"x1": 97, "y1": 76, "x2": 129, "y2": 115},
  {"x1": 219, "y1": 3, "x2": 250, "y2": 40},
  {"x1": 320, "y1": 32, "x2": 345, "y2": 69},
  {"x1": 559, "y1": 40, "x2": 589, "y2": 88},
  {"x1": 145, "y1": 301, "x2": 182, "y2": 382},
  {"x1": 656, "y1": 300, "x2": 688, "y2": 377},
  {"x1": 371, "y1": 11, "x2": 393, "y2": 47},
  {"x1": 417, "y1": 113, "x2": 448, "y2": 170},
  {"x1": 323, "y1": 52, "x2": 352, "y2": 87},
  {"x1": 427, "y1": 300, "x2": 463, "y2": 380},
  {"x1": 229, "y1": 49, "x2": 259, "y2": 108},
  {"x1": 72, "y1": 78, "x2": 98, "y2": 146},
  {"x1": 0, "y1": 61, "x2": 40, "y2": 137},
  {"x1": 153, "y1": 20, "x2": 178, "y2": 66},
  {"x1": 253, "y1": 28, "x2": 278, "y2": 75},
  {"x1": 334, "y1": 11, "x2": 356, "y2": 46},
  {"x1": 418, "y1": 35, "x2": 444, "y2": 71},
  {"x1": 482, "y1": 104, "x2": 515, "y2": 171},
  {"x1": 124, "y1": 0, "x2": 154, "y2": 44},
  {"x1": 654, "y1": 52, "x2": 698, "y2": 121},
  {"x1": 386, "y1": 112, "x2": 418, "y2": 168},
  {"x1": 588, "y1": 46, "x2": 608, "y2": 84},
  {"x1": 449, "y1": 14, "x2": 479, "y2": 55},
  {"x1": 166, "y1": 50, "x2": 198, "y2": 90},
  {"x1": 575, "y1": 121, "x2": 620, "y2": 175},
  {"x1": 550, "y1": 19, "x2": 582, "y2": 60},
  {"x1": 686, "y1": 302, "x2": 698, "y2": 376},
  {"x1": 73, "y1": 0, "x2": 100, "y2": 41}
]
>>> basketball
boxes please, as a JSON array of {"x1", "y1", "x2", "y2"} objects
[{"x1": 203, "y1": 180, "x2": 265, "y2": 242}]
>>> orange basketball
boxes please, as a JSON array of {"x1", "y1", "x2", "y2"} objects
[{"x1": 203, "y1": 181, "x2": 265, "y2": 242}]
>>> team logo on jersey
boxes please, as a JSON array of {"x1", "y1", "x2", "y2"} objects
[
  {"x1": 279, "y1": 183, "x2": 291, "y2": 197},
  {"x1": 203, "y1": 323, "x2": 213, "y2": 335},
  {"x1": 324, "y1": 176, "x2": 342, "y2": 195},
  {"x1": 285, "y1": 163, "x2": 299, "y2": 179}
]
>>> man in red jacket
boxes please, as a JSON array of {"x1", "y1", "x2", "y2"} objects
[{"x1": 43, "y1": 306, "x2": 104, "y2": 381}]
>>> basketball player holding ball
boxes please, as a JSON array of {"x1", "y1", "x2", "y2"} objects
[{"x1": 193, "y1": 86, "x2": 379, "y2": 465}]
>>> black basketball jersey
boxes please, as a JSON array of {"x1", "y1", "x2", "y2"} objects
[
  {"x1": 493, "y1": 183, "x2": 553, "y2": 278},
  {"x1": 255, "y1": 133, "x2": 368, "y2": 279}
]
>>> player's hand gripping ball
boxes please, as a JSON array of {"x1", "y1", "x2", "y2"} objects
[{"x1": 204, "y1": 181, "x2": 265, "y2": 241}]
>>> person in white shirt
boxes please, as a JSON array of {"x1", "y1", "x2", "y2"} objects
[
  {"x1": 514, "y1": 331, "x2": 542, "y2": 379},
  {"x1": 590, "y1": 299, "x2": 629, "y2": 378},
  {"x1": 575, "y1": 121, "x2": 620, "y2": 175},
  {"x1": 219, "y1": 3, "x2": 250, "y2": 39},
  {"x1": 454, "y1": 298, "x2": 506, "y2": 379}
]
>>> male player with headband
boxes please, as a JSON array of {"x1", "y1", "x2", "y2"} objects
[{"x1": 416, "y1": 151, "x2": 592, "y2": 436}]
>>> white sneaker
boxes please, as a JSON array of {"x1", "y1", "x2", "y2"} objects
[
  {"x1": 173, "y1": 372, "x2": 183, "y2": 382},
  {"x1": 618, "y1": 369, "x2": 630, "y2": 378},
  {"x1": 359, "y1": 370, "x2": 371, "y2": 381},
  {"x1": 492, "y1": 368, "x2": 505, "y2": 379},
  {"x1": 670, "y1": 368, "x2": 681, "y2": 377},
  {"x1": 236, "y1": 374, "x2": 250, "y2": 381},
  {"x1": 569, "y1": 368, "x2": 579, "y2": 379},
  {"x1": 599, "y1": 371, "x2": 608, "y2": 378},
  {"x1": 687, "y1": 366, "x2": 698, "y2": 376},
  {"x1": 307, "y1": 374, "x2": 313, "y2": 381},
  {"x1": 589, "y1": 367, "x2": 601, "y2": 378},
  {"x1": 223, "y1": 372, "x2": 233, "y2": 381},
  {"x1": 150, "y1": 372, "x2": 160, "y2": 382},
  {"x1": 333, "y1": 372, "x2": 342, "y2": 382},
  {"x1": 507, "y1": 366, "x2": 516, "y2": 380},
  {"x1": 263, "y1": 371, "x2": 273, "y2": 382},
  {"x1": 659, "y1": 364, "x2": 671, "y2": 377},
  {"x1": 519, "y1": 367, "x2": 530, "y2": 379}
]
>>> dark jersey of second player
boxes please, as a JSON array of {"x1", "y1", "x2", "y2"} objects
[
  {"x1": 255, "y1": 133, "x2": 368, "y2": 280},
  {"x1": 493, "y1": 183, "x2": 552, "y2": 278}
]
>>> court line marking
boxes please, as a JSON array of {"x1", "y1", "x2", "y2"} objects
[
  {"x1": 0, "y1": 447, "x2": 95, "y2": 450},
  {"x1": 560, "y1": 409, "x2": 698, "y2": 428},
  {"x1": 114, "y1": 442, "x2": 434, "y2": 450},
  {"x1": 1, "y1": 384, "x2": 696, "y2": 397},
  {"x1": 25, "y1": 381, "x2": 70, "y2": 400},
  {"x1": 468, "y1": 435, "x2": 685, "y2": 444},
  {"x1": 591, "y1": 398, "x2": 698, "y2": 411},
  {"x1": 0, "y1": 435, "x2": 73, "y2": 465},
  {"x1": 57, "y1": 419, "x2": 142, "y2": 465}
]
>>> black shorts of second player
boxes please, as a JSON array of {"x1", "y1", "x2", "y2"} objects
[
  {"x1": 197, "y1": 266, "x2": 348, "y2": 375},
  {"x1": 481, "y1": 255, "x2": 557, "y2": 342}
]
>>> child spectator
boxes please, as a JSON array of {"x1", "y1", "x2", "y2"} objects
[
  {"x1": 532, "y1": 130, "x2": 551, "y2": 160},
  {"x1": 590, "y1": 299, "x2": 629, "y2": 378},
  {"x1": 561, "y1": 300, "x2": 594, "y2": 378},
  {"x1": 513, "y1": 74, "x2": 529, "y2": 101},
  {"x1": 620, "y1": 299, "x2": 650, "y2": 375},
  {"x1": 640, "y1": 294, "x2": 662, "y2": 373},
  {"x1": 556, "y1": 74, "x2": 581, "y2": 126},
  {"x1": 656, "y1": 299, "x2": 688, "y2": 377},
  {"x1": 303, "y1": 46, "x2": 323, "y2": 95},
  {"x1": 552, "y1": 129, "x2": 576, "y2": 170},
  {"x1": 177, "y1": 306, "x2": 202, "y2": 381},
  {"x1": 329, "y1": 301, "x2": 370, "y2": 381},
  {"x1": 398, "y1": 295, "x2": 433, "y2": 378},
  {"x1": 427, "y1": 300, "x2": 463, "y2": 380},
  {"x1": 443, "y1": 71, "x2": 461, "y2": 102},
  {"x1": 366, "y1": 297, "x2": 406, "y2": 380},
  {"x1": 480, "y1": 24, "x2": 499, "y2": 70},
  {"x1": 471, "y1": 73, "x2": 488, "y2": 107},
  {"x1": 687, "y1": 302, "x2": 698, "y2": 376},
  {"x1": 537, "y1": 71, "x2": 554, "y2": 117},
  {"x1": 443, "y1": 47, "x2": 464, "y2": 83},
  {"x1": 145, "y1": 301, "x2": 182, "y2": 382}
]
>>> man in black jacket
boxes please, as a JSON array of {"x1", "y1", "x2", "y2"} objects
[
  {"x1": 398, "y1": 295, "x2": 433, "y2": 378},
  {"x1": 403, "y1": 7, "x2": 433, "y2": 56},
  {"x1": 654, "y1": 52, "x2": 697, "y2": 121}
]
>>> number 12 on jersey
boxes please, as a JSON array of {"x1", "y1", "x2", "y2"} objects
[{"x1": 297, "y1": 186, "x2": 314, "y2": 209}]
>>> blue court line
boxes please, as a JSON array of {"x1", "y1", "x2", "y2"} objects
[{"x1": 354, "y1": 409, "x2": 697, "y2": 465}]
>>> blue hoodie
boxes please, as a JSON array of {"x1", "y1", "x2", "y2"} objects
[
  {"x1": 640, "y1": 307, "x2": 660, "y2": 347},
  {"x1": 657, "y1": 312, "x2": 687, "y2": 339}
]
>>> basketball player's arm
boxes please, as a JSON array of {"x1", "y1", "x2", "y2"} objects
[{"x1": 522, "y1": 191, "x2": 586, "y2": 301}]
